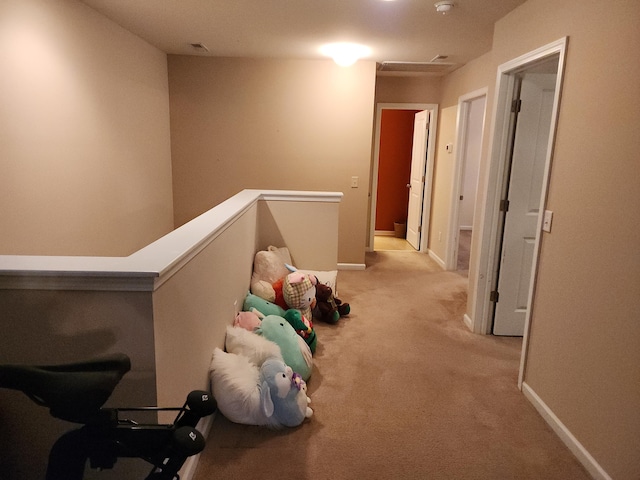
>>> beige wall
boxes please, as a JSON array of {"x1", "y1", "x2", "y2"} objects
[
  {"x1": 436, "y1": 53, "x2": 496, "y2": 317},
  {"x1": 0, "y1": 288, "x2": 157, "y2": 479},
  {"x1": 168, "y1": 56, "x2": 376, "y2": 265},
  {"x1": 374, "y1": 75, "x2": 442, "y2": 104},
  {"x1": 496, "y1": 1, "x2": 640, "y2": 479},
  {"x1": 0, "y1": 0, "x2": 174, "y2": 256},
  {"x1": 437, "y1": 0, "x2": 639, "y2": 478},
  {"x1": 440, "y1": 52, "x2": 495, "y2": 109},
  {"x1": 427, "y1": 105, "x2": 457, "y2": 263}
]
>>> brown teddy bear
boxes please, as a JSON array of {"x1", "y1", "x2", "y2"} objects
[{"x1": 313, "y1": 282, "x2": 350, "y2": 324}]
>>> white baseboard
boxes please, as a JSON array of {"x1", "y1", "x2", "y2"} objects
[
  {"x1": 178, "y1": 411, "x2": 216, "y2": 480},
  {"x1": 427, "y1": 249, "x2": 445, "y2": 269},
  {"x1": 463, "y1": 313, "x2": 473, "y2": 332},
  {"x1": 521, "y1": 382, "x2": 611, "y2": 480},
  {"x1": 374, "y1": 230, "x2": 395, "y2": 236},
  {"x1": 338, "y1": 263, "x2": 366, "y2": 271}
]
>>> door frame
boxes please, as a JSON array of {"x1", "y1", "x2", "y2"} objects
[
  {"x1": 469, "y1": 38, "x2": 568, "y2": 386},
  {"x1": 445, "y1": 87, "x2": 488, "y2": 271},
  {"x1": 369, "y1": 103, "x2": 439, "y2": 252}
]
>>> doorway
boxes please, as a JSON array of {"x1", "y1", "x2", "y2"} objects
[
  {"x1": 446, "y1": 88, "x2": 487, "y2": 273},
  {"x1": 370, "y1": 103, "x2": 438, "y2": 252},
  {"x1": 492, "y1": 66, "x2": 558, "y2": 335},
  {"x1": 468, "y1": 38, "x2": 568, "y2": 384}
]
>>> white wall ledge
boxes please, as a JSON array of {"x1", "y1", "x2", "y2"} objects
[{"x1": 0, "y1": 190, "x2": 343, "y2": 291}]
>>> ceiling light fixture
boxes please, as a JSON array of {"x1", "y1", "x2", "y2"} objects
[
  {"x1": 320, "y1": 43, "x2": 371, "y2": 67},
  {"x1": 434, "y1": 1, "x2": 454, "y2": 14}
]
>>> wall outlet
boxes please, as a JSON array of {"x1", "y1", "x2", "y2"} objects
[{"x1": 445, "y1": 143, "x2": 453, "y2": 154}]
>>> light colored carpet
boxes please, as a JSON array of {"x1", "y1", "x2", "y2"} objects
[
  {"x1": 457, "y1": 229, "x2": 472, "y2": 272},
  {"x1": 194, "y1": 251, "x2": 590, "y2": 480},
  {"x1": 374, "y1": 235, "x2": 416, "y2": 252}
]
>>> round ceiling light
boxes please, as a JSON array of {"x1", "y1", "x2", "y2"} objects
[{"x1": 320, "y1": 43, "x2": 372, "y2": 67}]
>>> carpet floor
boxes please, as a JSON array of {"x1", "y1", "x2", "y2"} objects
[{"x1": 194, "y1": 251, "x2": 591, "y2": 480}]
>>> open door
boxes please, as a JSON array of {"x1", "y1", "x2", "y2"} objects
[
  {"x1": 492, "y1": 64, "x2": 558, "y2": 336},
  {"x1": 406, "y1": 110, "x2": 430, "y2": 250}
]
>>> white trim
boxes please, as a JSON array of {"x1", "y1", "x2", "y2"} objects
[
  {"x1": 178, "y1": 412, "x2": 217, "y2": 480},
  {"x1": 463, "y1": 313, "x2": 473, "y2": 331},
  {"x1": 445, "y1": 87, "x2": 488, "y2": 271},
  {"x1": 427, "y1": 249, "x2": 445, "y2": 269},
  {"x1": 522, "y1": 382, "x2": 612, "y2": 480},
  {"x1": 0, "y1": 190, "x2": 344, "y2": 292},
  {"x1": 338, "y1": 263, "x2": 366, "y2": 271},
  {"x1": 369, "y1": 103, "x2": 439, "y2": 253}
]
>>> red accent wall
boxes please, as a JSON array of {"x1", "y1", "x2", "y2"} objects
[{"x1": 375, "y1": 109, "x2": 420, "y2": 231}]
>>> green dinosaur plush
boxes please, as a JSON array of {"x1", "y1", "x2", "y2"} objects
[{"x1": 283, "y1": 309, "x2": 317, "y2": 354}]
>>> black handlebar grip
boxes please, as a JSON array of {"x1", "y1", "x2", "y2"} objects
[
  {"x1": 172, "y1": 426, "x2": 206, "y2": 457},
  {"x1": 186, "y1": 390, "x2": 217, "y2": 417}
]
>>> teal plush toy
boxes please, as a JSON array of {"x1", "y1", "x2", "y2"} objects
[
  {"x1": 244, "y1": 292, "x2": 317, "y2": 354},
  {"x1": 256, "y1": 315, "x2": 313, "y2": 381},
  {"x1": 243, "y1": 292, "x2": 286, "y2": 317}
]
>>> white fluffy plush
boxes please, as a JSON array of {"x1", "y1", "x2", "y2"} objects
[
  {"x1": 210, "y1": 348, "x2": 313, "y2": 428},
  {"x1": 210, "y1": 348, "x2": 266, "y2": 425},
  {"x1": 224, "y1": 325, "x2": 283, "y2": 366}
]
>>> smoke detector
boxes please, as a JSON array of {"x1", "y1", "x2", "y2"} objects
[{"x1": 434, "y1": 1, "x2": 454, "y2": 14}]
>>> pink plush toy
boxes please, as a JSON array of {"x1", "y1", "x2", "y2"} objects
[{"x1": 234, "y1": 310, "x2": 262, "y2": 332}]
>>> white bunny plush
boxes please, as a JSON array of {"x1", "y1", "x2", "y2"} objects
[{"x1": 210, "y1": 348, "x2": 312, "y2": 428}]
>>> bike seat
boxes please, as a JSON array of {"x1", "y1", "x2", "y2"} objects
[{"x1": 0, "y1": 353, "x2": 131, "y2": 424}]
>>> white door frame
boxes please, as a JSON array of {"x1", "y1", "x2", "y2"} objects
[
  {"x1": 445, "y1": 87, "x2": 488, "y2": 271},
  {"x1": 369, "y1": 103, "x2": 439, "y2": 252},
  {"x1": 469, "y1": 38, "x2": 568, "y2": 387}
]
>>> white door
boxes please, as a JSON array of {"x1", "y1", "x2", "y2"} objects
[
  {"x1": 406, "y1": 110, "x2": 430, "y2": 249},
  {"x1": 492, "y1": 73, "x2": 557, "y2": 335}
]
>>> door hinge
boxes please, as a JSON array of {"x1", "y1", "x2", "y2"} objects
[
  {"x1": 425, "y1": 122, "x2": 430, "y2": 131},
  {"x1": 460, "y1": 195, "x2": 464, "y2": 201},
  {"x1": 490, "y1": 290, "x2": 499, "y2": 302},
  {"x1": 418, "y1": 225, "x2": 422, "y2": 233},
  {"x1": 500, "y1": 199, "x2": 510, "y2": 212},
  {"x1": 422, "y1": 175, "x2": 426, "y2": 183},
  {"x1": 511, "y1": 98, "x2": 522, "y2": 113}
]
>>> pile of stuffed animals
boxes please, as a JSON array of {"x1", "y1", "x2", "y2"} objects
[{"x1": 209, "y1": 246, "x2": 351, "y2": 429}]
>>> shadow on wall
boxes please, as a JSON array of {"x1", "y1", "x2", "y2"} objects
[{"x1": 0, "y1": 290, "x2": 157, "y2": 479}]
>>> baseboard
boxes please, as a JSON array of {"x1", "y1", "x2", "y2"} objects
[
  {"x1": 427, "y1": 249, "x2": 445, "y2": 269},
  {"x1": 178, "y1": 411, "x2": 216, "y2": 480},
  {"x1": 463, "y1": 313, "x2": 473, "y2": 332},
  {"x1": 521, "y1": 382, "x2": 611, "y2": 480},
  {"x1": 374, "y1": 230, "x2": 395, "y2": 236},
  {"x1": 338, "y1": 263, "x2": 366, "y2": 271}
]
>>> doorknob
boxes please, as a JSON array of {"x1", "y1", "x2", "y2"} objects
[{"x1": 406, "y1": 183, "x2": 411, "y2": 189}]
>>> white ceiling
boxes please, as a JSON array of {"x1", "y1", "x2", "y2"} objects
[{"x1": 81, "y1": 0, "x2": 527, "y2": 72}]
